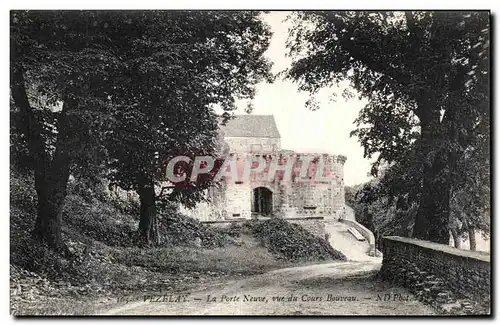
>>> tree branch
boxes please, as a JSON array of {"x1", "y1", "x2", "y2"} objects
[
  {"x1": 405, "y1": 11, "x2": 416, "y2": 33},
  {"x1": 323, "y1": 12, "x2": 413, "y2": 87},
  {"x1": 10, "y1": 64, "x2": 49, "y2": 174},
  {"x1": 155, "y1": 185, "x2": 176, "y2": 199}
]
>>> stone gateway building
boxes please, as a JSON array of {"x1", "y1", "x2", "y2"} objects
[{"x1": 181, "y1": 115, "x2": 347, "y2": 222}]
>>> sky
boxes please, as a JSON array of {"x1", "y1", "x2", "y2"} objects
[{"x1": 232, "y1": 12, "x2": 374, "y2": 186}]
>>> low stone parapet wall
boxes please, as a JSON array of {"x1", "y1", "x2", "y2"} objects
[
  {"x1": 287, "y1": 217, "x2": 326, "y2": 239},
  {"x1": 380, "y1": 236, "x2": 490, "y2": 314},
  {"x1": 340, "y1": 219, "x2": 377, "y2": 256}
]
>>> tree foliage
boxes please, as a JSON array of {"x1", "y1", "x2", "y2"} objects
[
  {"x1": 100, "y1": 11, "x2": 273, "y2": 245},
  {"x1": 10, "y1": 10, "x2": 273, "y2": 249},
  {"x1": 285, "y1": 11, "x2": 490, "y2": 243}
]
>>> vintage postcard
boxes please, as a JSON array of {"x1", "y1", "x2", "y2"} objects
[{"x1": 10, "y1": 10, "x2": 491, "y2": 316}]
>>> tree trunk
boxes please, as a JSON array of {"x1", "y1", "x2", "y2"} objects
[
  {"x1": 137, "y1": 182, "x2": 158, "y2": 246},
  {"x1": 468, "y1": 226, "x2": 477, "y2": 251},
  {"x1": 413, "y1": 109, "x2": 450, "y2": 244},
  {"x1": 32, "y1": 107, "x2": 71, "y2": 252},
  {"x1": 33, "y1": 178, "x2": 68, "y2": 251},
  {"x1": 450, "y1": 228, "x2": 461, "y2": 249},
  {"x1": 11, "y1": 64, "x2": 71, "y2": 252}
]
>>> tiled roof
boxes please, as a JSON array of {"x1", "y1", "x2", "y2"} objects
[{"x1": 220, "y1": 115, "x2": 281, "y2": 138}]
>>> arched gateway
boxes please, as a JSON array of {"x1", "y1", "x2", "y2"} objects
[
  {"x1": 180, "y1": 115, "x2": 347, "y2": 221},
  {"x1": 252, "y1": 187, "x2": 273, "y2": 215}
]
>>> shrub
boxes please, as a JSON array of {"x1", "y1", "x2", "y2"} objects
[
  {"x1": 61, "y1": 195, "x2": 135, "y2": 247},
  {"x1": 223, "y1": 222, "x2": 245, "y2": 238},
  {"x1": 10, "y1": 169, "x2": 37, "y2": 213},
  {"x1": 245, "y1": 218, "x2": 347, "y2": 262},
  {"x1": 158, "y1": 212, "x2": 236, "y2": 248}
]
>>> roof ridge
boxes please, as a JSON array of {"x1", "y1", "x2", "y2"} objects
[{"x1": 219, "y1": 114, "x2": 281, "y2": 138}]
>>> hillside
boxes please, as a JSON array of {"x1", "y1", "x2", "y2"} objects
[{"x1": 10, "y1": 169, "x2": 345, "y2": 315}]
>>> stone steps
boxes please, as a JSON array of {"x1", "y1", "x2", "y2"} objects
[{"x1": 347, "y1": 226, "x2": 366, "y2": 241}]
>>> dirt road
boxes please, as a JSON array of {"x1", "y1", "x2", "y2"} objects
[{"x1": 104, "y1": 261, "x2": 435, "y2": 316}]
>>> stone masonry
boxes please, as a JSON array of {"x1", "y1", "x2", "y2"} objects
[
  {"x1": 180, "y1": 115, "x2": 347, "y2": 223},
  {"x1": 380, "y1": 236, "x2": 490, "y2": 315}
]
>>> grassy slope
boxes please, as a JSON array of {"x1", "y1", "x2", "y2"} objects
[{"x1": 10, "y1": 170, "x2": 345, "y2": 315}]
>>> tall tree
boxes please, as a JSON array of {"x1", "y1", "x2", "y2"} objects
[
  {"x1": 102, "y1": 11, "x2": 273, "y2": 245},
  {"x1": 449, "y1": 129, "x2": 490, "y2": 250},
  {"x1": 284, "y1": 11, "x2": 489, "y2": 243},
  {"x1": 10, "y1": 11, "x2": 121, "y2": 251},
  {"x1": 10, "y1": 10, "x2": 273, "y2": 250}
]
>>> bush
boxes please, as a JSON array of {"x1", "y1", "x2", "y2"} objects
[
  {"x1": 158, "y1": 212, "x2": 236, "y2": 248},
  {"x1": 245, "y1": 219, "x2": 347, "y2": 262},
  {"x1": 10, "y1": 169, "x2": 37, "y2": 214},
  {"x1": 62, "y1": 195, "x2": 135, "y2": 247},
  {"x1": 11, "y1": 235, "x2": 80, "y2": 281},
  {"x1": 223, "y1": 222, "x2": 245, "y2": 238}
]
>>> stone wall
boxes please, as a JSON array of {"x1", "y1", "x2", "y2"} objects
[
  {"x1": 224, "y1": 183, "x2": 252, "y2": 219},
  {"x1": 341, "y1": 219, "x2": 376, "y2": 256},
  {"x1": 224, "y1": 137, "x2": 281, "y2": 153},
  {"x1": 201, "y1": 219, "x2": 245, "y2": 228},
  {"x1": 380, "y1": 236, "x2": 490, "y2": 314},
  {"x1": 179, "y1": 185, "x2": 229, "y2": 221},
  {"x1": 182, "y1": 153, "x2": 347, "y2": 222},
  {"x1": 287, "y1": 217, "x2": 326, "y2": 239}
]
